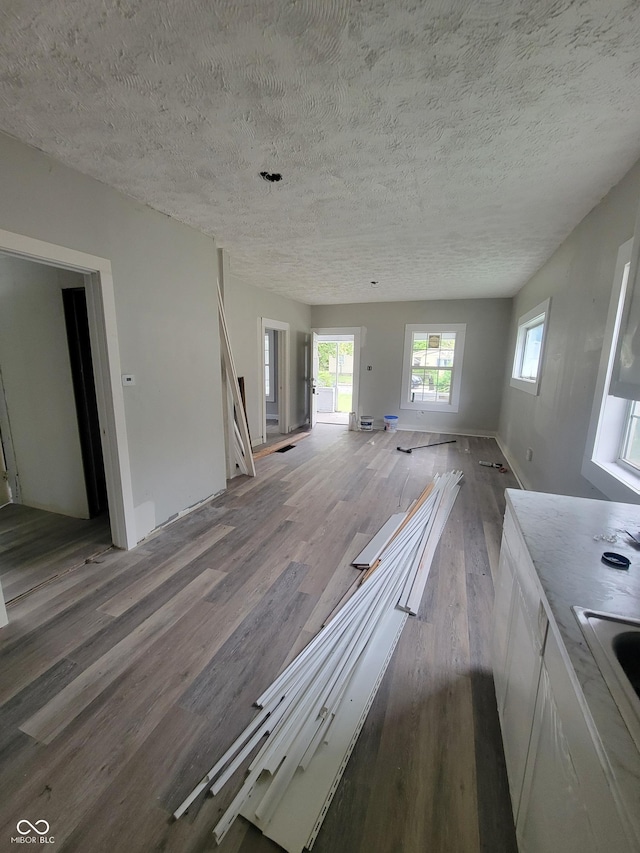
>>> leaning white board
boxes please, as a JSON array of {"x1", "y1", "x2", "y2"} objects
[
  {"x1": 351, "y1": 513, "x2": 406, "y2": 567},
  {"x1": 0, "y1": 578, "x2": 7, "y2": 627}
]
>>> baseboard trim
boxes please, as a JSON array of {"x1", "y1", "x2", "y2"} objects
[
  {"x1": 395, "y1": 425, "x2": 498, "y2": 438},
  {"x1": 494, "y1": 435, "x2": 528, "y2": 490}
]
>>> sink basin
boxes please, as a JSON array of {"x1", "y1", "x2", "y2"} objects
[
  {"x1": 613, "y1": 632, "x2": 640, "y2": 699},
  {"x1": 573, "y1": 607, "x2": 640, "y2": 750}
]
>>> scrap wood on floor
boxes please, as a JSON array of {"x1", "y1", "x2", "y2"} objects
[
  {"x1": 174, "y1": 470, "x2": 463, "y2": 853},
  {"x1": 253, "y1": 430, "x2": 311, "y2": 461}
]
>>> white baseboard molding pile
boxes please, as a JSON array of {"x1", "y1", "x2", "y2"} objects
[
  {"x1": 350, "y1": 512, "x2": 406, "y2": 568},
  {"x1": 174, "y1": 469, "x2": 463, "y2": 852}
]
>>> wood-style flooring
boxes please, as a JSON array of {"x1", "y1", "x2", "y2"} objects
[
  {"x1": 0, "y1": 425, "x2": 519, "y2": 853},
  {"x1": 0, "y1": 504, "x2": 111, "y2": 603}
]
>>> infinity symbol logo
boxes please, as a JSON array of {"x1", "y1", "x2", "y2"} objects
[{"x1": 16, "y1": 820, "x2": 50, "y2": 835}]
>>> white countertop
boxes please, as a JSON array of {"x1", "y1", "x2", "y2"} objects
[{"x1": 505, "y1": 489, "x2": 640, "y2": 848}]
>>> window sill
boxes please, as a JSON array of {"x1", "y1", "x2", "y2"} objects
[
  {"x1": 399, "y1": 401, "x2": 459, "y2": 413},
  {"x1": 510, "y1": 376, "x2": 540, "y2": 396},
  {"x1": 582, "y1": 457, "x2": 640, "y2": 504}
]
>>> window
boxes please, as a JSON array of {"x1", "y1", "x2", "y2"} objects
[
  {"x1": 400, "y1": 324, "x2": 466, "y2": 412},
  {"x1": 510, "y1": 299, "x2": 550, "y2": 395},
  {"x1": 620, "y1": 400, "x2": 640, "y2": 472},
  {"x1": 582, "y1": 238, "x2": 640, "y2": 501}
]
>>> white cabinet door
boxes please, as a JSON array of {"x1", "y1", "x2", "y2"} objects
[
  {"x1": 517, "y1": 628, "x2": 633, "y2": 853},
  {"x1": 492, "y1": 532, "x2": 517, "y2": 713},
  {"x1": 499, "y1": 579, "x2": 544, "y2": 819},
  {"x1": 516, "y1": 662, "x2": 599, "y2": 853}
]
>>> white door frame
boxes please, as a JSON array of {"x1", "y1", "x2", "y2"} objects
[
  {"x1": 312, "y1": 327, "x2": 362, "y2": 419},
  {"x1": 310, "y1": 331, "x2": 319, "y2": 427},
  {"x1": 260, "y1": 317, "x2": 290, "y2": 443},
  {"x1": 0, "y1": 433, "x2": 12, "y2": 507},
  {"x1": 0, "y1": 364, "x2": 18, "y2": 504},
  {"x1": 0, "y1": 228, "x2": 137, "y2": 549}
]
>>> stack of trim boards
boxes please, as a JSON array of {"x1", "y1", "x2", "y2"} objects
[
  {"x1": 174, "y1": 470, "x2": 463, "y2": 852},
  {"x1": 350, "y1": 512, "x2": 406, "y2": 569},
  {"x1": 217, "y1": 283, "x2": 255, "y2": 478}
]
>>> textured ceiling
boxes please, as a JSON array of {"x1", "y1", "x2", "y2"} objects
[{"x1": 1, "y1": 1, "x2": 640, "y2": 304}]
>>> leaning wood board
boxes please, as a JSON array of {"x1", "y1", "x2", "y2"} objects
[
  {"x1": 253, "y1": 431, "x2": 310, "y2": 461},
  {"x1": 217, "y1": 283, "x2": 255, "y2": 477}
]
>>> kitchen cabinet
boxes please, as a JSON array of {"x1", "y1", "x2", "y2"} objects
[
  {"x1": 517, "y1": 629, "x2": 612, "y2": 853},
  {"x1": 493, "y1": 504, "x2": 634, "y2": 853},
  {"x1": 493, "y1": 525, "x2": 546, "y2": 819}
]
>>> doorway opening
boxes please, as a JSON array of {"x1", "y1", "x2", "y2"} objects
[
  {"x1": 260, "y1": 318, "x2": 290, "y2": 445},
  {"x1": 312, "y1": 329, "x2": 361, "y2": 427},
  {"x1": 264, "y1": 328, "x2": 280, "y2": 438},
  {"x1": 0, "y1": 228, "x2": 136, "y2": 550}
]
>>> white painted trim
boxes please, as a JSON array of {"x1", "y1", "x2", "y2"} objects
[
  {"x1": 400, "y1": 323, "x2": 466, "y2": 413},
  {"x1": 610, "y1": 196, "x2": 640, "y2": 400},
  {"x1": 510, "y1": 298, "x2": 551, "y2": 396},
  {"x1": 260, "y1": 317, "x2": 291, "y2": 441},
  {"x1": 220, "y1": 287, "x2": 255, "y2": 478},
  {"x1": 581, "y1": 239, "x2": 640, "y2": 502},
  {"x1": 395, "y1": 425, "x2": 496, "y2": 437},
  {"x1": 311, "y1": 331, "x2": 319, "y2": 428},
  {"x1": 0, "y1": 229, "x2": 137, "y2": 549},
  {"x1": 351, "y1": 512, "x2": 406, "y2": 568},
  {"x1": 495, "y1": 434, "x2": 527, "y2": 490},
  {"x1": 0, "y1": 364, "x2": 18, "y2": 501},
  {"x1": 85, "y1": 272, "x2": 137, "y2": 547},
  {"x1": 311, "y1": 327, "x2": 362, "y2": 419}
]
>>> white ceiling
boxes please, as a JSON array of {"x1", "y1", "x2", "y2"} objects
[{"x1": 1, "y1": 1, "x2": 640, "y2": 305}]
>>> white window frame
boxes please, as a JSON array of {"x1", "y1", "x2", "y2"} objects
[
  {"x1": 582, "y1": 238, "x2": 640, "y2": 502},
  {"x1": 510, "y1": 298, "x2": 550, "y2": 395},
  {"x1": 400, "y1": 323, "x2": 466, "y2": 413},
  {"x1": 618, "y1": 399, "x2": 640, "y2": 475}
]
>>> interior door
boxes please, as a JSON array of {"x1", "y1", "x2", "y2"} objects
[
  {"x1": 62, "y1": 287, "x2": 108, "y2": 517},
  {"x1": 310, "y1": 331, "x2": 319, "y2": 427}
]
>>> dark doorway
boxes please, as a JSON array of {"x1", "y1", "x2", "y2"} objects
[{"x1": 62, "y1": 288, "x2": 108, "y2": 518}]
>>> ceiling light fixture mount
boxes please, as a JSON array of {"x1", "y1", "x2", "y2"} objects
[{"x1": 260, "y1": 171, "x2": 282, "y2": 183}]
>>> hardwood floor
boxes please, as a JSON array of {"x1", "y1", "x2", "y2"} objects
[
  {"x1": 0, "y1": 425, "x2": 519, "y2": 853},
  {"x1": 0, "y1": 504, "x2": 111, "y2": 603}
]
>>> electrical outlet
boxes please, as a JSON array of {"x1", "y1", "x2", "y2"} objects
[{"x1": 526, "y1": 447, "x2": 533, "y2": 461}]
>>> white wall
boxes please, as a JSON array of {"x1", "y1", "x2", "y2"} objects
[
  {"x1": 311, "y1": 299, "x2": 511, "y2": 434},
  {"x1": 0, "y1": 132, "x2": 226, "y2": 539},
  {"x1": 498, "y1": 158, "x2": 640, "y2": 495},
  {"x1": 225, "y1": 271, "x2": 311, "y2": 444},
  {"x1": 0, "y1": 257, "x2": 89, "y2": 517}
]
